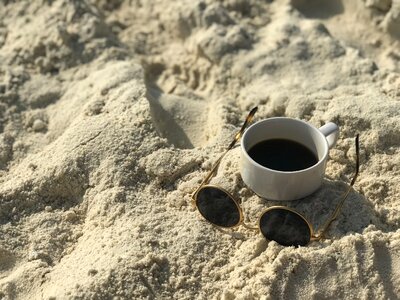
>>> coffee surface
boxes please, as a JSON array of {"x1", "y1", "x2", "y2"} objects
[{"x1": 247, "y1": 139, "x2": 318, "y2": 171}]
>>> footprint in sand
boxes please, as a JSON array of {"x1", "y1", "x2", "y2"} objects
[
  {"x1": 291, "y1": 0, "x2": 344, "y2": 19},
  {"x1": 291, "y1": 0, "x2": 400, "y2": 72},
  {"x1": 0, "y1": 247, "x2": 16, "y2": 273},
  {"x1": 146, "y1": 86, "x2": 209, "y2": 149}
]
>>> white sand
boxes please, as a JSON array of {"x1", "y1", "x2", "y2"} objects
[{"x1": 0, "y1": 0, "x2": 400, "y2": 299}]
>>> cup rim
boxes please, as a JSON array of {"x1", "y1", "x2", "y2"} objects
[{"x1": 240, "y1": 117, "x2": 329, "y2": 174}]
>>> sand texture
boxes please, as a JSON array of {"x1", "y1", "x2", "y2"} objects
[{"x1": 0, "y1": 0, "x2": 400, "y2": 299}]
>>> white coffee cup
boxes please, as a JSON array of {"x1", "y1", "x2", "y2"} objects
[{"x1": 240, "y1": 118, "x2": 339, "y2": 201}]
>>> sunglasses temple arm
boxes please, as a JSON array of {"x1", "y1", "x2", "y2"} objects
[
  {"x1": 315, "y1": 135, "x2": 360, "y2": 240},
  {"x1": 192, "y1": 107, "x2": 258, "y2": 198},
  {"x1": 315, "y1": 181, "x2": 354, "y2": 240},
  {"x1": 192, "y1": 148, "x2": 231, "y2": 197},
  {"x1": 227, "y1": 107, "x2": 258, "y2": 150}
]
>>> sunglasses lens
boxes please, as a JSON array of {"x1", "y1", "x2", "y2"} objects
[
  {"x1": 195, "y1": 186, "x2": 241, "y2": 227},
  {"x1": 259, "y1": 208, "x2": 311, "y2": 247}
]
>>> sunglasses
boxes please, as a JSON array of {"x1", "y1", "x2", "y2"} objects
[{"x1": 192, "y1": 107, "x2": 360, "y2": 247}]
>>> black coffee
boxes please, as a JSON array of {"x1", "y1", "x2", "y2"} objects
[{"x1": 247, "y1": 139, "x2": 318, "y2": 171}]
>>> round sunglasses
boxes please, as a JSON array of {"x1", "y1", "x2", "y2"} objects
[{"x1": 192, "y1": 107, "x2": 360, "y2": 247}]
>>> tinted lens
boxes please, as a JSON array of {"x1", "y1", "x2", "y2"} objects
[
  {"x1": 259, "y1": 208, "x2": 311, "y2": 247},
  {"x1": 195, "y1": 186, "x2": 241, "y2": 227}
]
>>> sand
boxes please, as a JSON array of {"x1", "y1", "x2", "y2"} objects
[{"x1": 0, "y1": 0, "x2": 399, "y2": 299}]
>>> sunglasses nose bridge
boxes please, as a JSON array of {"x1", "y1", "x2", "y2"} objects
[{"x1": 242, "y1": 222, "x2": 259, "y2": 231}]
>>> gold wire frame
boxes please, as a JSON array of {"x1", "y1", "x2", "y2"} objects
[
  {"x1": 257, "y1": 206, "x2": 315, "y2": 242},
  {"x1": 193, "y1": 184, "x2": 245, "y2": 229},
  {"x1": 191, "y1": 107, "x2": 360, "y2": 246}
]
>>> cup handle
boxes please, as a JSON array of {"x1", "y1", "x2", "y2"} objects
[{"x1": 319, "y1": 122, "x2": 339, "y2": 149}]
